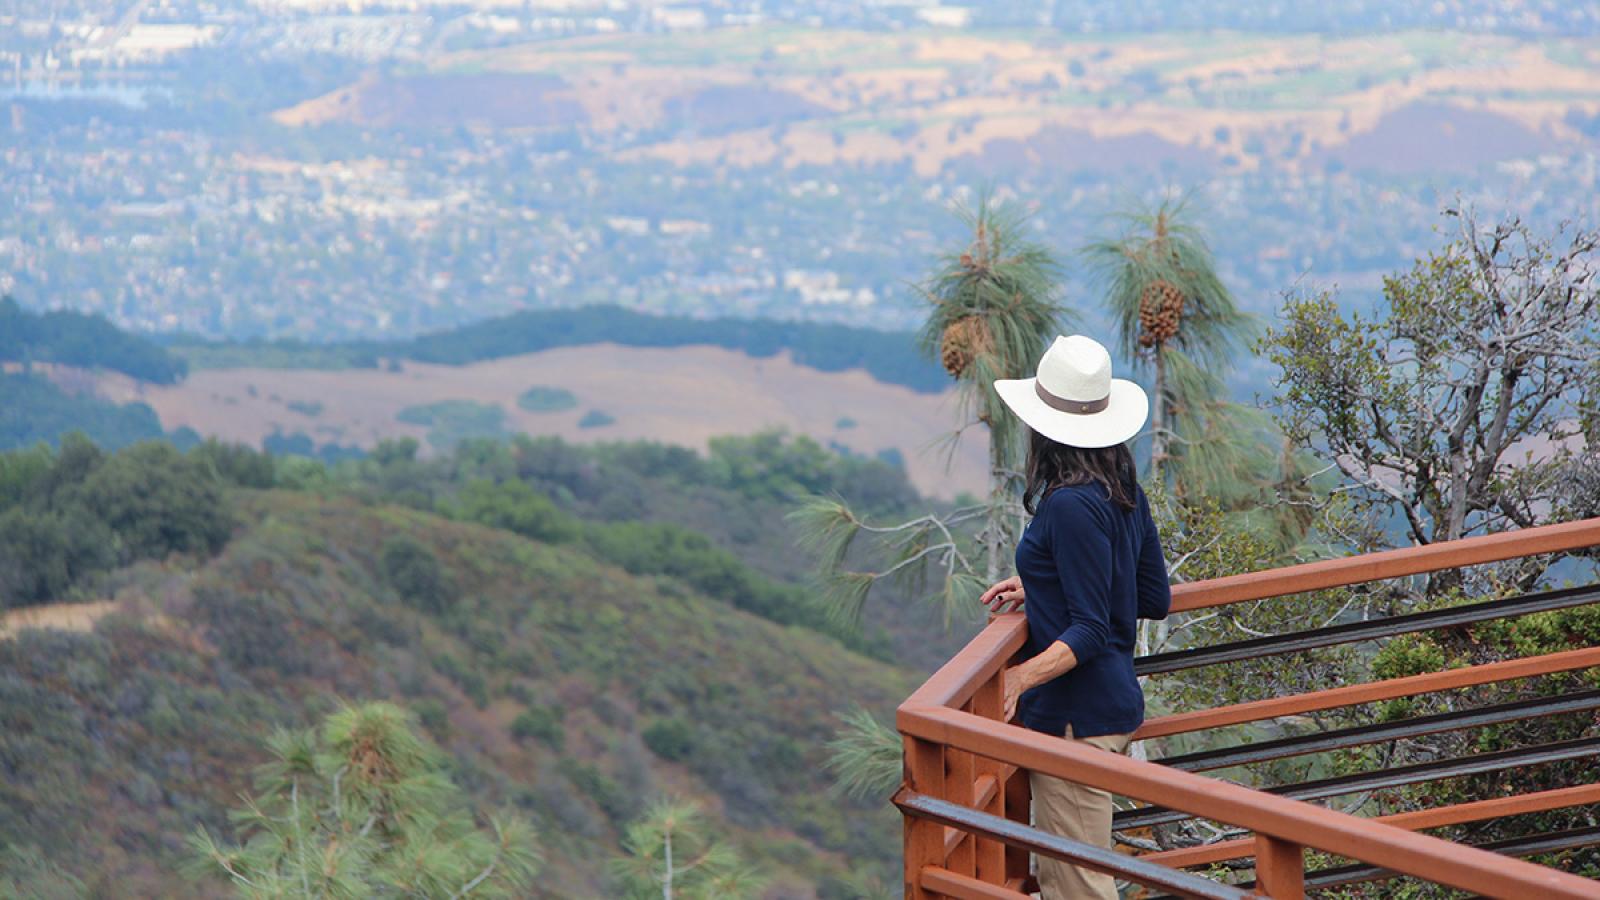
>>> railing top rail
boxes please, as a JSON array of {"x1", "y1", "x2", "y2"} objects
[
  {"x1": 897, "y1": 703, "x2": 1600, "y2": 900},
  {"x1": 1169, "y1": 516, "x2": 1600, "y2": 613},
  {"x1": 902, "y1": 613, "x2": 1028, "y2": 710}
]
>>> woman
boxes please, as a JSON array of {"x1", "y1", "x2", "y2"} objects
[{"x1": 978, "y1": 334, "x2": 1172, "y2": 900}]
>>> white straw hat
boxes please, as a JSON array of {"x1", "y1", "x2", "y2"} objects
[{"x1": 994, "y1": 335, "x2": 1149, "y2": 449}]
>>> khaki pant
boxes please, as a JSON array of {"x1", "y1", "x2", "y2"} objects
[{"x1": 1029, "y1": 726, "x2": 1134, "y2": 900}]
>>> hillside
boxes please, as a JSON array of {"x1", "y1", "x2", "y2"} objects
[
  {"x1": 89, "y1": 343, "x2": 990, "y2": 499},
  {"x1": 278, "y1": 28, "x2": 1600, "y2": 176},
  {"x1": 0, "y1": 488, "x2": 917, "y2": 897},
  {"x1": 165, "y1": 305, "x2": 948, "y2": 395}
]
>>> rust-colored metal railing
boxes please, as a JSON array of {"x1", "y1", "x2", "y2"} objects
[{"x1": 895, "y1": 517, "x2": 1600, "y2": 899}]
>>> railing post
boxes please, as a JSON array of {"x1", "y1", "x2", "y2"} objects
[
  {"x1": 970, "y1": 672, "x2": 1007, "y2": 884},
  {"x1": 1254, "y1": 836, "x2": 1304, "y2": 899},
  {"x1": 1002, "y1": 766, "x2": 1031, "y2": 885},
  {"x1": 904, "y1": 736, "x2": 946, "y2": 899},
  {"x1": 947, "y1": 705, "x2": 977, "y2": 877}
]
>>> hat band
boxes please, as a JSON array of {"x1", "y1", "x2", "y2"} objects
[{"x1": 1035, "y1": 380, "x2": 1109, "y2": 415}]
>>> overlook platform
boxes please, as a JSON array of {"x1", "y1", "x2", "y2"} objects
[{"x1": 895, "y1": 518, "x2": 1600, "y2": 898}]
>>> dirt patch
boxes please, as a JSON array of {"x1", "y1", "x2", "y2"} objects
[
  {"x1": 279, "y1": 72, "x2": 586, "y2": 130},
  {"x1": 0, "y1": 600, "x2": 117, "y2": 641}
]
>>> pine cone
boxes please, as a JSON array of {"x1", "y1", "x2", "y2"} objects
[
  {"x1": 1138, "y1": 279, "x2": 1187, "y2": 346},
  {"x1": 940, "y1": 315, "x2": 992, "y2": 378}
]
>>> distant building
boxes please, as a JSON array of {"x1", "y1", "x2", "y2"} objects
[
  {"x1": 659, "y1": 219, "x2": 711, "y2": 236},
  {"x1": 915, "y1": 6, "x2": 972, "y2": 28},
  {"x1": 652, "y1": 7, "x2": 708, "y2": 31}
]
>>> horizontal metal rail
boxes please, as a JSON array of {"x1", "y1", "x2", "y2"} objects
[
  {"x1": 1159, "y1": 690, "x2": 1600, "y2": 772},
  {"x1": 1135, "y1": 645, "x2": 1600, "y2": 740},
  {"x1": 1168, "y1": 517, "x2": 1600, "y2": 613},
  {"x1": 898, "y1": 704, "x2": 1600, "y2": 898},
  {"x1": 1297, "y1": 826, "x2": 1600, "y2": 891},
  {"x1": 1143, "y1": 781, "x2": 1600, "y2": 869},
  {"x1": 1145, "y1": 827, "x2": 1600, "y2": 898},
  {"x1": 1116, "y1": 736, "x2": 1600, "y2": 831},
  {"x1": 1138, "y1": 583, "x2": 1600, "y2": 676},
  {"x1": 895, "y1": 791, "x2": 1251, "y2": 900}
]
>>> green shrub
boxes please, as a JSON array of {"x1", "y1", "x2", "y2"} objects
[
  {"x1": 558, "y1": 760, "x2": 632, "y2": 824},
  {"x1": 641, "y1": 718, "x2": 695, "y2": 762},
  {"x1": 434, "y1": 652, "x2": 489, "y2": 708},
  {"x1": 412, "y1": 697, "x2": 452, "y2": 740},
  {"x1": 188, "y1": 439, "x2": 276, "y2": 489},
  {"x1": 577, "y1": 410, "x2": 615, "y2": 429},
  {"x1": 380, "y1": 536, "x2": 452, "y2": 612},
  {"x1": 516, "y1": 386, "x2": 578, "y2": 413},
  {"x1": 83, "y1": 441, "x2": 233, "y2": 562},
  {"x1": 447, "y1": 479, "x2": 580, "y2": 544},
  {"x1": 510, "y1": 706, "x2": 564, "y2": 749}
]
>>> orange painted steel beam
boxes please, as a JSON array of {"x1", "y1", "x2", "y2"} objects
[
  {"x1": 1143, "y1": 782, "x2": 1600, "y2": 869},
  {"x1": 1134, "y1": 646, "x2": 1600, "y2": 740},
  {"x1": 921, "y1": 866, "x2": 1033, "y2": 900},
  {"x1": 1168, "y1": 517, "x2": 1600, "y2": 613},
  {"x1": 898, "y1": 704, "x2": 1600, "y2": 900}
]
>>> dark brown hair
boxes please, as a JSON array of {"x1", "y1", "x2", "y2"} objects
[{"x1": 1022, "y1": 429, "x2": 1139, "y2": 514}]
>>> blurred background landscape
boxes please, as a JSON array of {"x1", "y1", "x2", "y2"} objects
[{"x1": 3, "y1": 1, "x2": 1600, "y2": 897}]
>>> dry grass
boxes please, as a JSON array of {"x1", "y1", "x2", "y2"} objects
[
  {"x1": 90, "y1": 344, "x2": 990, "y2": 498},
  {"x1": 0, "y1": 600, "x2": 118, "y2": 641},
  {"x1": 273, "y1": 28, "x2": 1600, "y2": 172}
]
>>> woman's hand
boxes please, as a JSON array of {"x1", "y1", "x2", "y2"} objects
[
  {"x1": 980, "y1": 575, "x2": 1025, "y2": 614},
  {"x1": 1001, "y1": 642, "x2": 1078, "y2": 724},
  {"x1": 1002, "y1": 668, "x2": 1023, "y2": 722}
]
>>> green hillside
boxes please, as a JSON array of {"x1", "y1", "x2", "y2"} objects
[{"x1": 0, "y1": 487, "x2": 914, "y2": 897}]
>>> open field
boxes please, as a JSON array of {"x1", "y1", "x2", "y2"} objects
[
  {"x1": 88, "y1": 344, "x2": 990, "y2": 498},
  {"x1": 276, "y1": 28, "x2": 1600, "y2": 175}
]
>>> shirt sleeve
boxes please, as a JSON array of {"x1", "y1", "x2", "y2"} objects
[
  {"x1": 1135, "y1": 490, "x2": 1172, "y2": 621},
  {"x1": 1048, "y1": 491, "x2": 1114, "y2": 666}
]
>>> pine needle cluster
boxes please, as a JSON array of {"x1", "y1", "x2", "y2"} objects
[
  {"x1": 186, "y1": 701, "x2": 541, "y2": 899},
  {"x1": 916, "y1": 193, "x2": 1071, "y2": 470},
  {"x1": 823, "y1": 707, "x2": 904, "y2": 802},
  {"x1": 608, "y1": 798, "x2": 766, "y2": 899},
  {"x1": 1083, "y1": 195, "x2": 1252, "y2": 373}
]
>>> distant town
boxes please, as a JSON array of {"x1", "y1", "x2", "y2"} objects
[{"x1": 3, "y1": 1, "x2": 1599, "y2": 342}]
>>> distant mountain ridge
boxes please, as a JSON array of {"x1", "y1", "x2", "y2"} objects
[{"x1": 170, "y1": 304, "x2": 951, "y2": 394}]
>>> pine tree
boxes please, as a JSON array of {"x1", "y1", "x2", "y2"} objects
[
  {"x1": 1082, "y1": 196, "x2": 1255, "y2": 489},
  {"x1": 609, "y1": 798, "x2": 765, "y2": 900},
  {"x1": 187, "y1": 701, "x2": 540, "y2": 898},
  {"x1": 790, "y1": 192, "x2": 1069, "y2": 627}
]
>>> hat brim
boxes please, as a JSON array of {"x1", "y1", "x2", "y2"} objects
[{"x1": 994, "y1": 377, "x2": 1149, "y2": 449}]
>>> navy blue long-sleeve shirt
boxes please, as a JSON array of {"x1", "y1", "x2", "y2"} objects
[{"x1": 1014, "y1": 482, "x2": 1171, "y2": 738}]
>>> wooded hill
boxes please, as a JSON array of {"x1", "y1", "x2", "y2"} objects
[{"x1": 0, "y1": 431, "x2": 956, "y2": 897}]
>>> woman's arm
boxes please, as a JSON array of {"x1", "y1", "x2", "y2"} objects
[{"x1": 1003, "y1": 640, "x2": 1078, "y2": 720}]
